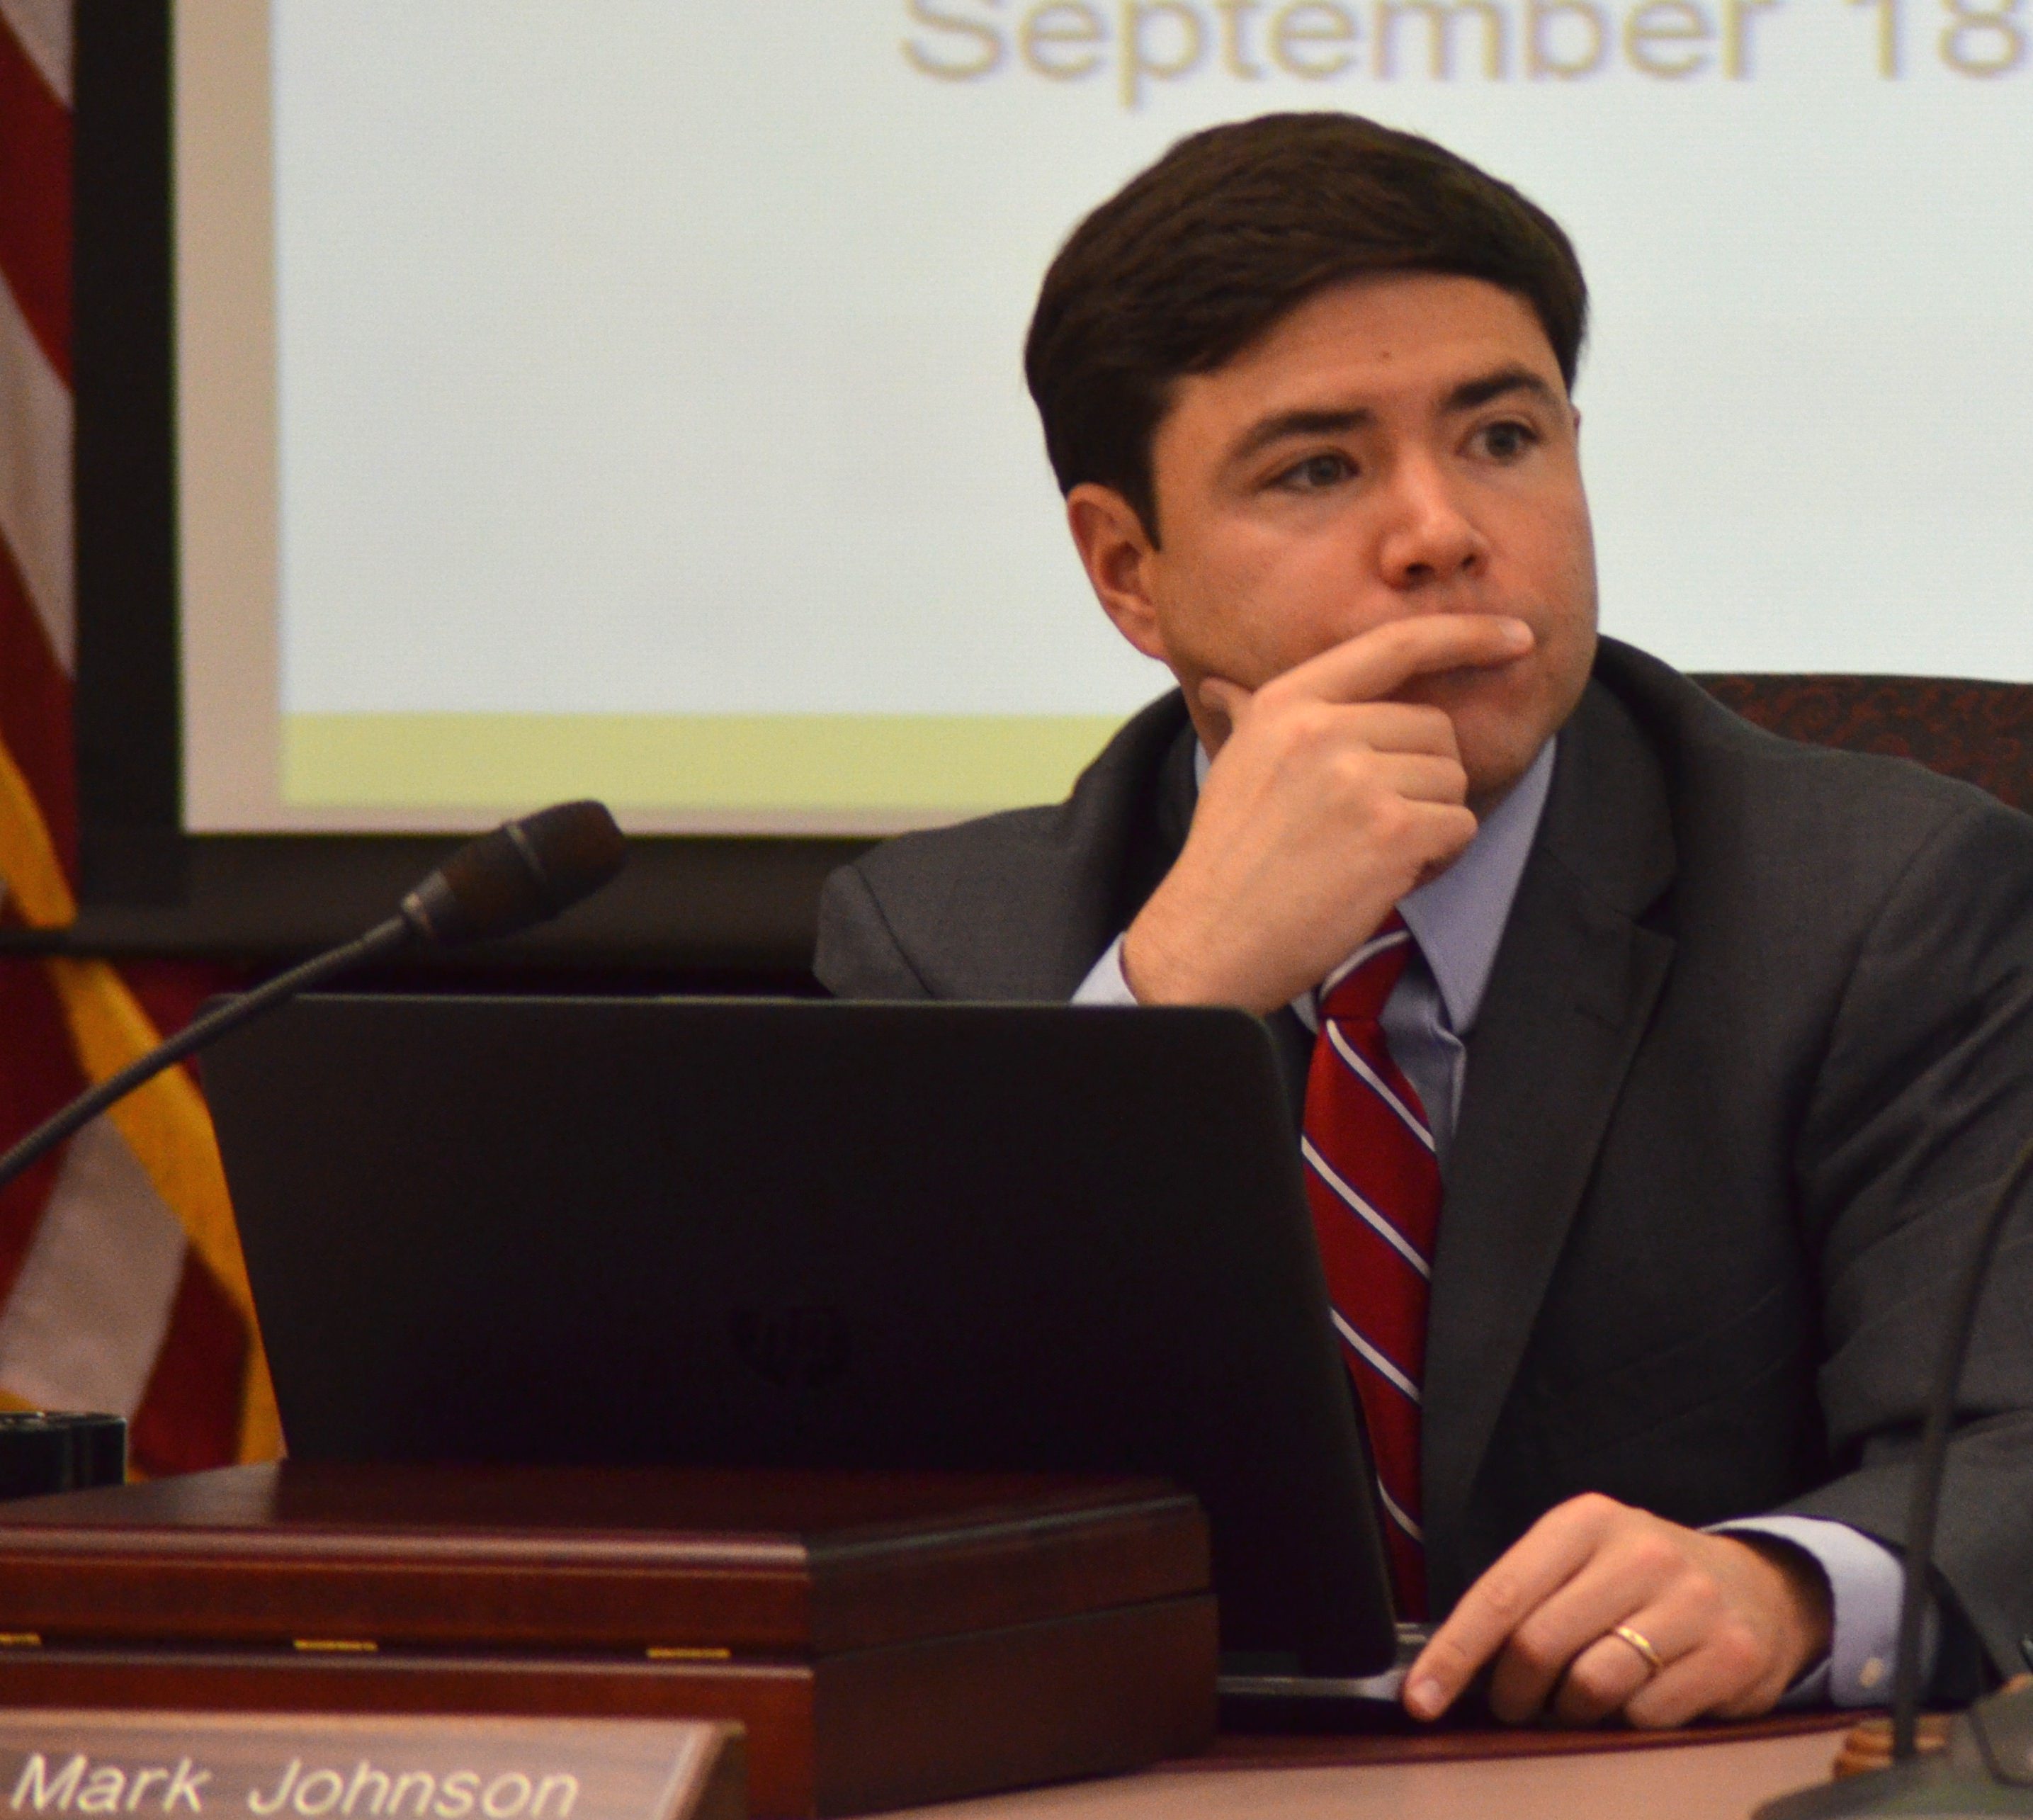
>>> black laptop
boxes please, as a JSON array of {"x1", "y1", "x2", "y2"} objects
[{"x1": 203, "y1": 996, "x2": 1405, "y2": 1682}]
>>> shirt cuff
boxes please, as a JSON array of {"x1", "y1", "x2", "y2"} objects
[
  {"x1": 1072, "y1": 935, "x2": 1139, "y2": 1006},
  {"x1": 1714, "y1": 1514, "x2": 1937, "y2": 1707}
]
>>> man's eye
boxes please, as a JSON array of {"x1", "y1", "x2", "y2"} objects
[
  {"x1": 1280, "y1": 453, "x2": 1354, "y2": 490},
  {"x1": 1480, "y1": 420, "x2": 1539, "y2": 460}
]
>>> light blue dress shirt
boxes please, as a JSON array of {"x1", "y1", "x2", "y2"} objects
[{"x1": 1073, "y1": 735, "x2": 1927, "y2": 1705}]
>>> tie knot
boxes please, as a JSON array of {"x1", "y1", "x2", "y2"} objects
[{"x1": 1320, "y1": 915, "x2": 1415, "y2": 1025}]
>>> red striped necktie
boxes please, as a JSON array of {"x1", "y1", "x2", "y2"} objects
[{"x1": 1301, "y1": 912, "x2": 1437, "y2": 1620}]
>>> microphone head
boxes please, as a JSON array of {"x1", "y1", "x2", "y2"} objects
[{"x1": 400, "y1": 801, "x2": 627, "y2": 946}]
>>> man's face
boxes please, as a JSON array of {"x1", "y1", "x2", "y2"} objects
[{"x1": 1072, "y1": 272, "x2": 1599, "y2": 808}]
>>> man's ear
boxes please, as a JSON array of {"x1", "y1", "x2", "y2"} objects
[{"x1": 1067, "y1": 483, "x2": 1167, "y2": 663}]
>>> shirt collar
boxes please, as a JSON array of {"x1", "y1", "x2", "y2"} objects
[
  {"x1": 1191, "y1": 735, "x2": 1556, "y2": 1036},
  {"x1": 1397, "y1": 737, "x2": 1555, "y2": 1034}
]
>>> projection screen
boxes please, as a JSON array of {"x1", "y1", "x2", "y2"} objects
[{"x1": 176, "y1": 0, "x2": 2033, "y2": 835}]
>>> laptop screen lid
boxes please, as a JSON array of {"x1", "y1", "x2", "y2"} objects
[{"x1": 204, "y1": 995, "x2": 1398, "y2": 1676}]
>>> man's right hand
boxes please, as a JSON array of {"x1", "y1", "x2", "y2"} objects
[{"x1": 1120, "y1": 614, "x2": 1535, "y2": 1013}]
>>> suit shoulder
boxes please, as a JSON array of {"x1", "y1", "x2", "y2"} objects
[{"x1": 815, "y1": 691, "x2": 1192, "y2": 1000}]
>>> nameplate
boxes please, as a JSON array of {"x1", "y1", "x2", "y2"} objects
[{"x1": 0, "y1": 1714, "x2": 741, "y2": 1820}]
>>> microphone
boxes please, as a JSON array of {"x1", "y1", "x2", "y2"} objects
[
  {"x1": 397, "y1": 798, "x2": 628, "y2": 946},
  {"x1": 1755, "y1": 1134, "x2": 2033, "y2": 1817},
  {"x1": 0, "y1": 801, "x2": 626, "y2": 1199}
]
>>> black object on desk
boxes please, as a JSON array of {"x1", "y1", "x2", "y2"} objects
[
  {"x1": 0, "y1": 1412, "x2": 125, "y2": 1500},
  {"x1": 202, "y1": 995, "x2": 1399, "y2": 1679}
]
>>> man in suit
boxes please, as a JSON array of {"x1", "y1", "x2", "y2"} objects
[{"x1": 815, "y1": 113, "x2": 2033, "y2": 1726}]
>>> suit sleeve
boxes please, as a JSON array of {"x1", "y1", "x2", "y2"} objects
[
  {"x1": 812, "y1": 861, "x2": 934, "y2": 1000},
  {"x1": 1782, "y1": 796, "x2": 2033, "y2": 1684}
]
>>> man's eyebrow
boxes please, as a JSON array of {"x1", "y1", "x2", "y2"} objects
[
  {"x1": 1227, "y1": 407, "x2": 1375, "y2": 467},
  {"x1": 1443, "y1": 366, "x2": 1562, "y2": 414},
  {"x1": 1224, "y1": 368, "x2": 1561, "y2": 468}
]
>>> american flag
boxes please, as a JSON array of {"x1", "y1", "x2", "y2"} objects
[{"x1": 0, "y1": 0, "x2": 279, "y2": 1472}]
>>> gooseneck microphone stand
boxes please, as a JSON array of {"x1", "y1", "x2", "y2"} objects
[
  {"x1": 0, "y1": 917, "x2": 414, "y2": 1199},
  {"x1": 1755, "y1": 1134, "x2": 2033, "y2": 1816},
  {"x1": 0, "y1": 799, "x2": 627, "y2": 1202}
]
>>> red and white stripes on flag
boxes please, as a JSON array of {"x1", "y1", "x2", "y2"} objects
[{"x1": 0, "y1": 0, "x2": 280, "y2": 1473}]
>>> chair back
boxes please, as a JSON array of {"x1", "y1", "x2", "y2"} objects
[{"x1": 1697, "y1": 674, "x2": 2033, "y2": 815}]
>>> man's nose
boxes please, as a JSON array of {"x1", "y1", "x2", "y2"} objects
[{"x1": 1376, "y1": 457, "x2": 1490, "y2": 589}]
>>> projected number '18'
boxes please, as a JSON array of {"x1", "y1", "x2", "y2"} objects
[{"x1": 1850, "y1": 0, "x2": 2026, "y2": 73}]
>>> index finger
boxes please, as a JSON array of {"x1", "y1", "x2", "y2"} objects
[
  {"x1": 1402, "y1": 1498, "x2": 1609, "y2": 1720},
  {"x1": 1271, "y1": 614, "x2": 1534, "y2": 709}
]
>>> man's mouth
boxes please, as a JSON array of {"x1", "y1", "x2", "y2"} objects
[{"x1": 1397, "y1": 655, "x2": 1528, "y2": 702}]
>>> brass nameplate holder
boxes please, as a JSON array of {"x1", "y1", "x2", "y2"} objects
[{"x1": 0, "y1": 1714, "x2": 741, "y2": 1820}]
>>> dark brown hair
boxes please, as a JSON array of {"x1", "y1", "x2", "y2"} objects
[{"x1": 1024, "y1": 113, "x2": 1587, "y2": 539}]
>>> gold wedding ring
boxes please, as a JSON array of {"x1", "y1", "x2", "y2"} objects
[{"x1": 1612, "y1": 1624, "x2": 1667, "y2": 1675}]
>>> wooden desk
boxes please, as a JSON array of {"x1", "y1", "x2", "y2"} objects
[
  {"x1": 0, "y1": 1462, "x2": 1218, "y2": 1817},
  {"x1": 880, "y1": 1717, "x2": 1856, "y2": 1819},
  {"x1": 0, "y1": 1466, "x2": 1868, "y2": 1819}
]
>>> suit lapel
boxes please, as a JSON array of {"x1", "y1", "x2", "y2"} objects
[{"x1": 1420, "y1": 680, "x2": 1678, "y2": 1603}]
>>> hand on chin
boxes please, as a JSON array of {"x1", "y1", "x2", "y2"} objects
[{"x1": 1123, "y1": 615, "x2": 1534, "y2": 1012}]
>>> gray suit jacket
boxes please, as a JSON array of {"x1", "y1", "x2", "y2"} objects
[{"x1": 816, "y1": 638, "x2": 2033, "y2": 1680}]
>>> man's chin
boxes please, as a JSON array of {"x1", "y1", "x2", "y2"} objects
[
  {"x1": 1461, "y1": 718, "x2": 1558, "y2": 810},
  {"x1": 1402, "y1": 663, "x2": 1540, "y2": 745},
  {"x1": 1414, "y1": 627, "x2": 1591, "y2": 803},
  {"x1": 1449, "y1": 691, "x2": 1558, "y2": 811}
]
